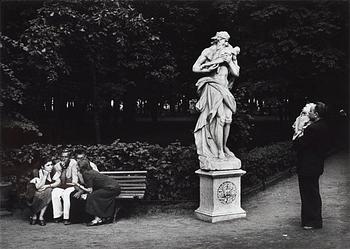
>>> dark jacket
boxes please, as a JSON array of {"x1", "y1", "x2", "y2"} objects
[
  {"x1": 82, "y1": 170, "x2": 121, "y2": 193},
  {"x1": 293, "y1": 119, "x2": 330, "y2": 176}
]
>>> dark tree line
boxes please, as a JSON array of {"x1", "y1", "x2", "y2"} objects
[{"x1": 1, "y1": 0, "x2": 348, "y2": 145}]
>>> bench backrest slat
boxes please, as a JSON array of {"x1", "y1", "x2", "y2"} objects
[
  {"x1": 120, "y1": 191, "x2": 144, "y2": 195},
  {"x1": 101, "y1": 171, "x2": 147, "y2": 174},
  {"x1": 108, "y1": 179, "x2": 146, "y2": 183},
  {"x1": 101, "y1": 171, "x2": 147, "y2": 199},
  {"x1": 112, "y1": 182, "x2": 146, "y2": 186},
  {"x1": 106, "y1": 176, "x2": 147, "y2": 180},
  {"x1": 119, "y1": 186, "x2": 146, "y2": 190},
  {"x1": 117, "y1": 195, "x2": 144, "y2": 199}
]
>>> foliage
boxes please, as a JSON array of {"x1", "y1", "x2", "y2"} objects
[
  {"x1": 240, "y1": 141, "x2": 297, "y2": 187},
  {"x1": 1, "y1": 1, "x2": 178, "y2": 141},
  {"x1": 214, "y1": 0, "x2": 348, "y2": 103},
  {"x1": 23, "y1": 1, "x2": 178, "y2": 108},
  {"x1": 0, "y1": 34, "x2": 40, "y2": 133},
  {"x1": 2, "y1": 140, "x2": 295, "y2": 201},
  {"x1": 1, "y1": 0, "x2": 347, "y2": 144},
  {"x1": 228, "y1": 85, "x2": 255, "y2": 151}
]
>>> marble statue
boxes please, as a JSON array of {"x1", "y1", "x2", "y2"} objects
[{"x1": 192, "y1": 31, "x2": 241, "y2": 170}]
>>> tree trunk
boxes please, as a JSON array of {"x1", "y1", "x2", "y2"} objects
[
  {"x1": 123, "y1": 85, "x2": 137, "y2": 124},
  {"x1": 149, "y1": 97, "x2": 158, "y2": 122},
  {"x1": 55, "y1": 89, "x2": 64, "y2": 144},
  {"x1": 91, "y1": 62, "x2": 101, "y2": 144}
]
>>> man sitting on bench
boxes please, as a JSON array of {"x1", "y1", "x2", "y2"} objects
[{"x1": 69, "y1": 150, "x2": 99, "y2": 223}]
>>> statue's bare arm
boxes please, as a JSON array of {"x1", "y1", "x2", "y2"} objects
[
  {"x1": 201, "y1": 57, "x2": 224, "y2": 68},
  {"x1": 192, "y1": 49, "x2": 212, "y2": 73},
  {"x1": 227, "y1": 58, "x2": 240, "y2": 77}
]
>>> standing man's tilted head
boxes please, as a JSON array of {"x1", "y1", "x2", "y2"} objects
[{"x1": 308, "y1": 102, "x2": 327, "y2": 121}]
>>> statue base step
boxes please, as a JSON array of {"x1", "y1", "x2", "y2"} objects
[{"x1": 195, "y1": 208, "x2": 246, "y2": 223}]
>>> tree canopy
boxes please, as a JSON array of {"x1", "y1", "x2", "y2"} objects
[{"x1": 1, "y1": 0, "x2": 348, "y2": 144}]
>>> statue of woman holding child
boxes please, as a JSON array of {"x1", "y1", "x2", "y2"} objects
[{"x1": 192, "y1": 31, "x2": 241, "y2": 170}]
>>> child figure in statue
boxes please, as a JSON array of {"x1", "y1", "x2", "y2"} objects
[{"x1": 200, "y1": 46, "x2": 240, "y2": 75}]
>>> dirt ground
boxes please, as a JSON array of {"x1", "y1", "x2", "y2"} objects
[{"x1": 0, "y1": 151, "x2": 349, "y2": 249}]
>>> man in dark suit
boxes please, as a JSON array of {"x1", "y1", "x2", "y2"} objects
[{"x1": 293, "y1": 102, "x2": 330, "y2": 230}]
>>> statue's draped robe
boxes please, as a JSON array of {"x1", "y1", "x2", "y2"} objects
[{"x1": 194, "y1": 76, "x2": 236, "y2": 159}]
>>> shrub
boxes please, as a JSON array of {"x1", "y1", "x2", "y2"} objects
[
  {"x1": 240, "y1": 141, "x2": 297, "y2": 188},
  {"x1": 1, "y1": 141, "x2": 199, "y2": 201},
  {"x1": 1, "y1": 140, "x2": 296, "y2": 201}
]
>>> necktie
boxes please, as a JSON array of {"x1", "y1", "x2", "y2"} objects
[{"x1": 60, "y1": 168, "x2": 67, "y2": 187}]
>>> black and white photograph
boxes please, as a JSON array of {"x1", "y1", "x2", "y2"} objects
[{"x1": 1, "y1": 0, "x2": 349, "y2": 248}]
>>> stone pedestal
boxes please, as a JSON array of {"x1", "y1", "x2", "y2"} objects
[{"x1": 195, "y1": 169, "x2": 246, "y2": 223}]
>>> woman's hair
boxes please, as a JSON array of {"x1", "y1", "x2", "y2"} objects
[
  {"x1": 78, "y1": 159, "x2": 92, "y2": 173},
  {"x1": 41, "y1": 161, "x2": 53, "y2": 168}
]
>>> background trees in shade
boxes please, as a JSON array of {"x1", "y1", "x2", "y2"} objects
[
  {"x1": 2, "y1": 1, "x2": 177, "y2": 143},
  {"x1": 214, "y1": 1, "x2": 348, "y2": 111},
  {"x1": 1, "y1": 0, "x2": 348, "y2": 146}
]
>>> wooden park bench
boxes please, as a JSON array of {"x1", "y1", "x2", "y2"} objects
[{"x1": 100, "y1": 170, "x2": 148, "y2": 222}]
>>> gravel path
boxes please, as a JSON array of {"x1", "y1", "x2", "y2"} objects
[{"x1": 1, "y1": 150, "x2": 349, "y2": 249}]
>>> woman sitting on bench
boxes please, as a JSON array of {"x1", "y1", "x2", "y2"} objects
[
  {"x1": 25, "y1": 161, "x2": 60, "y2": 226},
  {"x1": 69, "y1": 159, "x2": 121, "y2": 226}
]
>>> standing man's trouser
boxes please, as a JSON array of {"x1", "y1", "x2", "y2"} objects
[
  {"x1": 298, "y1": 175, "x2": 322, "y2": 228},
  {"x1": 52, "y1": 187, "x2": 75, "y2": 219}
]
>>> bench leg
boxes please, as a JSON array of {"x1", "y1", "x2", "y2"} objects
[{"x1": 113, "y1": 203, "x2": 121, "y2": 223}]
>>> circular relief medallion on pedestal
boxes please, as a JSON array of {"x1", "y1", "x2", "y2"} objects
[{"x1": 217, "y1": 181, "x2": 237, "y2": 204}]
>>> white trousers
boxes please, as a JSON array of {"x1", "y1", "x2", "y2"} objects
[{"x1": 51, "y1": 187, "x2": 75, "y2": 219}]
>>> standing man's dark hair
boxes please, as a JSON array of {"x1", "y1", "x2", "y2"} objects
[{"x1": 314, "y1": 102, "x2": 327, "y2": 118}]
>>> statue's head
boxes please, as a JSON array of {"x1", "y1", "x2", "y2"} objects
[
  {"x1": 232, "y1": 46, "x2": 240, "y2": 55},
  {"x1": 219, "y1": 46, "x2": 240, "y2": 59},
  {"x1": 211, "y1": 31, "x2": 230, "y2": 46},
  {"x1": 211, "y1": 31, "x2": 230, "y2": 41}
]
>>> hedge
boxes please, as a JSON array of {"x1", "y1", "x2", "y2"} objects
[
  {"x1": 1, "y1": 140, "x2": 296, "y2": 201},
  {"x1": 240, "y1": 141, "x2": 297, "y2": 189}
]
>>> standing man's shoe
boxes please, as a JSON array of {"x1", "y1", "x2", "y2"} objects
[
  {"x1": 303, "y1": 226, "x2": 314, "y2": 230},
  {"x1": 303, "y1": 226, "x2": 322, "y2": 230}
]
